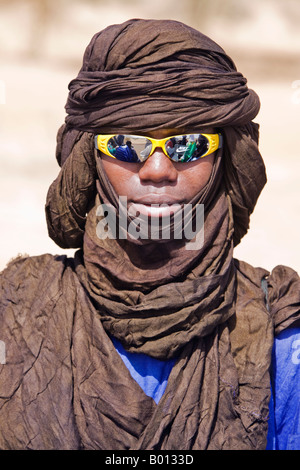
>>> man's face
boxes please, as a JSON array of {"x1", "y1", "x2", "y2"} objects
[{"x1": 100, "y1": 128, "x2": 216, "y2": 218}]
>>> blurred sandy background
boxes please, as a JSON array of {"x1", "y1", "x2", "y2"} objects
[{"x1": 1, "y1": 0, "x2": 300, "y2": 274}]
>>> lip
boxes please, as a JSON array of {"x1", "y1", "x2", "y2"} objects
[
  {"x1": 128, "y1": 194, "x2": 183, "y2": 218},
  {"x1": 132, "y1": 193, "x2": 183, "y2": 205},
  {"x1": 129, "y1": 203, "x2": 182, "y2": 218}
]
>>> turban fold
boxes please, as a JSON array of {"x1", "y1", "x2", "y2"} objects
[{"x1": 64, "y1": 19, "x2": 259, "y2": 135}]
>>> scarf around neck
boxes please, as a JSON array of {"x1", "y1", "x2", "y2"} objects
[{"x1": 75, "y1": 146, "x2": 235, "y2": 359}]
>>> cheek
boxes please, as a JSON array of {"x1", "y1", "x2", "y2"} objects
[
  {"x1": 178, "y1": 156, "x2": 215, "y2": 195},
  {"x1": 100, "y1": 153, "x2": 215, "y2": 201},
  {"x1": 100, "y1": 157, "x2": 139, "y2": 195}
]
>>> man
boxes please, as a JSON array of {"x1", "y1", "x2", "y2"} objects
[{"x1": 0, "y1": 19, "x2": 299, "y2": 450}]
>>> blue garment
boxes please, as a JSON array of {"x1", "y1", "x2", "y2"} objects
[
  {"x1": 113, "y1": 329, "x2": 300, "y2": 449},
  {"x1": 267, "y1": 328, "x2": 300, "y2": 450},
  {"x1": 112, "y1": 336, "x2": 176, "y2": 404},
  {"x1": 115, "y1": 145, "x2": 139, "y2": 162}
]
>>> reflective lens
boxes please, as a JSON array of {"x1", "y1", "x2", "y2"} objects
[
  {"x1": 96, "y1": 133, "x2": 221, "y2": 163},
  {"x1": 106, "y1": 135, "x2": 152, "y2": 162},
  {"x1": 164, "y1": 135, "x2": 210, "y2": 162}
]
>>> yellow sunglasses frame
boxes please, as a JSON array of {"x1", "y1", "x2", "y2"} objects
[{"x1": 95, "y1": 133, "x2": 222, "y2": 161}]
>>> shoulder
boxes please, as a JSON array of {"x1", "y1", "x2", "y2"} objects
[
  {"x1": 1, "y1": 252, "x2": 68, "y2": 278},
  {"x1": 0, "y1": 253, "x2": 78, "y2": 335},
  {"x1": 1, "y1": 252, "x2": 68, "y2": 279},
  {"x1": 234, "y1": 258, "x2": 300, "y2": 290},
  {"x1": 234, "y1": 259, "x2": 300, "y2": 331},
  {"x1": 234, "y1": 258, "x2": 269, "y2": 289},
  {"x1": 1, "y1": 253, "x2": 70, "y2": 307},
  {"x1": 267, "y1": 265, "x2": 300, "y2": 333}
]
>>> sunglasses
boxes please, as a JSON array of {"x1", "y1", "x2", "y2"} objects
[{"x1": 95, "y1": 133, "x2": 222, "y2": 163}]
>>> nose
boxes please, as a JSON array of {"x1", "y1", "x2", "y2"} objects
[{"x1": 138, "y1": 148, "x2": 178, "y2": 184}]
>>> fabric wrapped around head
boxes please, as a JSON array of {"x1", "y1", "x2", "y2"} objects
[{"x1": 46, "y1": 18, "x2": 266, "y2": 248}]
